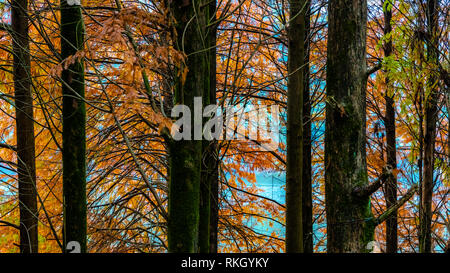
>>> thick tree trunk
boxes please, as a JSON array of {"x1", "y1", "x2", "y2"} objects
[
  {"x1": 60, "y1": 0, "x2": 87, "y2": 253},
  {"x1": 302, "y1": 0, "x2": 313, "y2": 253},
  {"x1": 286, "y1": 0, "x2": 306, "y2": 253},
  {"x1": 325, "y1": 0, "x2": 372, "y2": 253},
  {"x1": 382, "y1": 1, "x2": 398, "y2": 253},
  {"x1": 420, "y1": 0, "x2": 439, "y2": 253},
  {"x1": 168, "y1": 0, "x2": 209, "y2": 253},
  {"x1": 199, "y1": 0, "x2": 217, "y2": 253},
  {"x1": 12, "y1": 0, "x2": 38, "y2": 253}
]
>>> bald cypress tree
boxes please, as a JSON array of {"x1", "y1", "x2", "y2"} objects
[
  {"x1": 420, "y1": 0, "x2": 439, "y2": 253},
  {"x1": 60, "y1": 0, "x2": 87, "y2": 253},
  {"x1": 286, "y1": 0, "x2": 307, "y2": 253},
  {"x1": 167, "y1": 0, "x2": 210, "y2": 253},
  {"x1": 12, "y1": 0, "x2": 38, "y2": 253},
  {"x1": 302, "y1": 0, "x2": 313, "y2": 253},
  {"x1": 382, "y1": 0, "x2": 398, "y2": 253},
  {"x1": 199, "y1": 0, "x2": 218, "y2": 254},
  {"x1": 325, "y1": 0, "x2": 372, "y2": 252}
]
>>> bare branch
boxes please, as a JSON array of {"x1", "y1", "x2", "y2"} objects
[
  {"x1": 374, "y1": 184, "x2": 418, "y2": 226},
  {"x1": 352, "y1": 166, "x2": 392, "y2": 198},
  {"x1": 366, "y1": 63, "x2": 382, "y2": 78},
  {"x1": 0, "y1": 220, "x2": 20, "y2": 229},
  {"x1": 0, "y1": 23, "x2": 11, "y2": 33},
  {"x1": 0, "y1": 143, "x2": 16, "y2": 151}
]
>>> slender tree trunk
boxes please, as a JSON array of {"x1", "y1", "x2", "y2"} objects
[
  {"x1": 208, "y1": 0, "x2": 219, "y2": 254},
  {"x1": 199, "y1": 0, "x2": 217, "y2": 253},
  {"x1": 209, "y1": 157, "x2": 219, "y2": 253},
  {"x1": 417, "y1": 78, "x2": 424, "y2": 240},
  {"x1": 60, "y1": 0, "x2": 87, "y2": 253},
  {"x1": 286, "y1": 0, "x2": 306, "y2": 253},
  {"x1": 12, "y1": 0, "x2": 38, "y2": 253},
  {"x1": 198, "y1": 96, "x2": 211, "y2": 253},
  {"x1": 208, "y1": 66, "x2": 219, "y2": 253},
  {"x1": 420, "y1": 0, "x2": 439, "y2": 253},
  {"x1": 302, "y1": 0, "x2": 313, "y2": 253},
  {"x1": 382, "y1": 0, "x2": 398, "y2": 253},
  {"x1": 168, "y1": 0, "x2": 209, "y2": 253},
  {"x1": 325, "y1": 0, "x2": 372, "y2": 253}
]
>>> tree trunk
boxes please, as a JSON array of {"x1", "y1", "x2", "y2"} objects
[
  {"x1": 208, "y1": 0, "x2": 219, "y2": 254},
  {"x1": 420, "y1": 0, "x2": 439, "y2": 253},
  {"x1": 325, "y1": 0, "x2": 372, "y2": 253},
  {"x1": 208, "y1": 19, "x2": 219, "y2": 249},
  {"x1": 167, "y1": 0, "x2": 209, "y2": 253},
  {"x1": 302, "y1": 0, "x2": 313, "y2": 253},
  {"x1": 209, "y1": 158, "x2": 219, "y2": 253},
  {"x1": 382, "y1": 0, "x2": 398, "y2": 253},
  {"x1": 61, "y1": 0, "x2": 87, "y2": 253},
  {"x1": 199, "y1": 0, "x2": 217, "y2": 253},
  {"x1": 12, "y1": 0, "x2": 38, "y2": 253},
  {"x1": 286, "y1": 0, "x2": 306, "y2": 253}
]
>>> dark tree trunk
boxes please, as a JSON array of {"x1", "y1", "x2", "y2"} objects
[
  {"x1": 168, "y1": 0, "x2": 210, "y2": 253},
  {"x1": 302, "y1": 0, "x2": 313, "y2": 253},
  {"x1": 420, "y1": 0, "x2": 439, "y2": 253},
  {"x1": 12, "y1": 0, "x2": 38, "y2": 253},
  {"x1": 325, "y1": 0, "x2": 372, "y2": 252},
  {"x1": 60, "y1": 0, "x2": 87, "y2": 253},
  {"x1": 208, "y1": 0, "x2": 219, "y2": 254},
  {"x1": 382, "y1": 0, "x2": 398, "y2": 253},
  {"x1": 209, "y1": 160, "x2": 219, "y2": 253},
  {"x1": 286, "y1": 0, "x2": 306, "y2": 253},
  {"x1": 199, "y1": 0, "x2": 218, "y2": 253}
]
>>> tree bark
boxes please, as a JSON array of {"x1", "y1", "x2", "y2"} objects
[
  {"x1": 286, "y1": 0, "x2": 306, "y2": 253},
  {"x1": 325, "y1": 0, "x2": 372, "y2": 253},
  {"x1": 12, "y1": 0, "x2": 38, "y2": 253},
  {"x1": 199, "y1": 0, "x2": 217, "y2": 254},
  {"x1": 302, "y1": 0, "x2": 313, "y2": 253},
  {"x1": 420, "y1": 0, "x2": 439, "y2": 253},
  {"x1": 60, "y1": 0, "x2": 87, "y2": 253},
  {"x1": 168, "y1": 0, "x2": 209, "y2": 253},
  {"x1": 209, "y1": 157, "x2": 219, "y2": 253},
  {"x1": 382, "y1": 0, "x2": 398, "y2": 253}
]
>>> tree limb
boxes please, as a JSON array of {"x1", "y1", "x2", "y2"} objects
[
  {"x1": 366, "y1": 63, "x2": 382, "y2": 78},
  {"x1": 352, "y1": 166, "x2": 392, "y2": 198},
  {"x1": 0, "y1": 220, "x2": 20, "y2": 229},
  {"x1": 0, "y1": 143, "x2": 16, "y2": 151},
  {"x1": 374, "y1": 184, "x2": 418, "y2": 226},
  {"x1": 0, "y1": 23, "x2": 11, "y2": 33}
]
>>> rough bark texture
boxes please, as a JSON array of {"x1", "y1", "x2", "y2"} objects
[
  {"x1": 61, "y1": 0, "x2": 87, "y2": 253},
  {"x1": 302, "y1": 0, "x2": 313, "y2": 253},
  {"x1": 325, "y1": 0, "x2": 373, "y2": 253},
  {"x1": 419, "y1": 0, "x2": 439, "y2": 253},
  {"x1": 382, "y1": 1, "x2": 398, "y2": 253},
  {"x1": 168, "y1": 0, "x2": 209, "y2": 253},
  {"x1": 12, "y1": 0, "x2": 38, "y2": 253},
  {"x1": 199, "y1": 0, "x2": 217, "y2": 253},
  {"x1": 286, "y1": 0, "x2": 306, "y2": 253}
]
